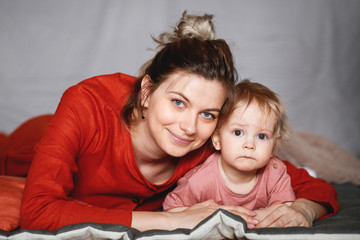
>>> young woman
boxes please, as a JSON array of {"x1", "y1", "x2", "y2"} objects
[{"x1": 20, "y1": 11, "x2": 338, "y2": 231}]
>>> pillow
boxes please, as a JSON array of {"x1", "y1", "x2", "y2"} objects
[
  {"x1": 0, "y1": 114, "x2": 53, "y2": 176},
  {"x1": 276, "y1": 130, "x2": 360, "y2": 185},
  {"x1": 0, "y1": 175, "x2": 26, "y2": 231}
]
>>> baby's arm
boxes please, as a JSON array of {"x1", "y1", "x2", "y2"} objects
[
  {"x1": 254, "y1": 158, "x2": 295, "y2": 223},
  {"x1": 267, "y1": 158, "x2": 296, "y2": 205},
  {"x1": 162, "y1": 172, "x2": 200, "y2": 211}
]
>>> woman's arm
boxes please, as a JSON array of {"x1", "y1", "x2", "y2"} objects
[
  {"x1": 255, "y1": 199, "x2": 326, "y2": 228},
  {"x1": 254, "y1": 161, "x2": 338, "y2": 228},
  {"x1": 20, "y1": 116, "x2": 133, "y2": 230},
  {"x1": 21, "y1": 84, "x2": 135, "y2": 230}
]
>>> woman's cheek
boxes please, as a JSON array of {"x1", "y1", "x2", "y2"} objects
[{"x1": 199, "y1": 122, "x2": 217, "y2": 141}]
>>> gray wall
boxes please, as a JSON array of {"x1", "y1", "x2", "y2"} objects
[{"x1": 0, "y1": 0, "x2": 359, "y2": 156}]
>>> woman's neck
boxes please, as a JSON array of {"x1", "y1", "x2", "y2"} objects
[{"x1": 130, "y1": 120, "x2": 177, "y2": 185}]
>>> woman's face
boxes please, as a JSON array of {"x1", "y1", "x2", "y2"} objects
[{"x1": 142, "y1": 71, "x2": 227, "y2": 158}]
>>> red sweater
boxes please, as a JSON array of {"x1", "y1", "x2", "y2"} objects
[{"x1": 20, "y1": 73, "x2": 338, "y2": 230}]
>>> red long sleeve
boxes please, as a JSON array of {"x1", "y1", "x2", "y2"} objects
[{"x1": 20, "y1": 73, "x2": 211, "y2": 230}]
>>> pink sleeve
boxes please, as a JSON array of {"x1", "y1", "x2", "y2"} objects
[
  {"x1": 267, "y1": 158, "x2": 296, "y2": 206},
  {"x1": 162, "y1": 172, "x2": 199, "y2": 211}
]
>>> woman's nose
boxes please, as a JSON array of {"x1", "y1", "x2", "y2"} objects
[{"x1": 179, "y1": 112, "x2": 197, "y2": 135}]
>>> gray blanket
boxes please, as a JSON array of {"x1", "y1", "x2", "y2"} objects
[{"x1": 1, "y1": 183, "x2": 359, "y2": 240}]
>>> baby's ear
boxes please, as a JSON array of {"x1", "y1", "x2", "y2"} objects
[
  {"x1": 141, "y1": 75, "x2": 153, "y2": 108},
  {"x1": 211, "y1": 130, "x2": 221, "y2": 151},
  {"x1": 272, "y1": 136, "x2": 281, "y2": 153}
]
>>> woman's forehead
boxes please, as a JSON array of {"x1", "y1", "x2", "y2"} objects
[
  {"x1": 160, "y1": 72, "x2": 226, "y2": 108},
  {"x1": 162, "y1": 72, "x2": 222, "y2": 93}
]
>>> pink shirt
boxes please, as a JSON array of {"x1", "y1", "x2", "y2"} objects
[{"x1": 163, "y1": 152, "x2": 295, "y2": 211}]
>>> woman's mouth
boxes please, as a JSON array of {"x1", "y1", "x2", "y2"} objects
[{"x1": 168, "y1": 131, "x2": 193, "y2": 145}]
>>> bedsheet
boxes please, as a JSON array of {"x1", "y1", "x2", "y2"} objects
[{"x1": 1, "y1": 183, "x2": 359, "y2": 240}]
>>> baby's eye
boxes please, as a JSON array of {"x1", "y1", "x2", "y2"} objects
[
  {"x1": 201, "y1": 112, "x2": 215, "y2": 119},
  {"x1": 233, "y1": 130, "x2": 243, "y2": 136},
  {"x1": 257, "y1": 134, "x2": 267, "y2": 140},
  {"x1": 173, "y1": 99, "x2": 184, "y2": 107}
]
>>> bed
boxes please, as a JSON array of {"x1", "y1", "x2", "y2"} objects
[{"x1": 0, "y1": 115, "x2": 359, "y2": 240}]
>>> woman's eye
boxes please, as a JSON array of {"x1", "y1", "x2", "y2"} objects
[
  {"x1": 233, "y1": 130, "x2": 243, "y2": 136},
  {"x1": 173, "y1": 99, "x2": 184, "y2": 107},
  {"x1": 257, "y1": 134, "x2": 267, "y2": 140},
  {"x1": 201, "y1": 112, "x2": 215, "y2": 119}
]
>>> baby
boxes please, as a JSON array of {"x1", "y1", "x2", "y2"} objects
[{"x1": 163, "y1": 79, "x2": 295, "y2": 226}]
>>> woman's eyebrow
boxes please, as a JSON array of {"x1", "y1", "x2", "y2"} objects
[
  {"x1": 168, "y1": 91, "x2": 222, "y2": 112},
  {"x1": 168, "y1": 91, "x2": 189, "y2": 102},
  {"x1": 205, "y1": 108, "x2": 222, "y2": 112}
]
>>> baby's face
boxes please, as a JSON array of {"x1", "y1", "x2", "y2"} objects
[{"x1": 212, "y1": 100, "x2": 278, "y2": 174}]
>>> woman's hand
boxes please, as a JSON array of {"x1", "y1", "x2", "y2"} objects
[
  {"x1": 132, "y1": 199, "x2": 258, "y2": 231},
  {"x1": 168, "y1": 200, "x2": 259, "y2": 230},
  {"x1": 254, "y1": 198, "x2": 327, "y2": 228}
]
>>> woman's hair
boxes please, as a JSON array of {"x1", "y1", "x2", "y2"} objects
[
  {"x1": 218, "y1": 79, "x2": 289, "y2": 140},
  {"x1": 121, "y1": 11, "x2": 237, "y2": 125}
]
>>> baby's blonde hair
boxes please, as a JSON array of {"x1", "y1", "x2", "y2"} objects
[{"x1": 218, "y1": 79, "x2": 289, "y2": 141}]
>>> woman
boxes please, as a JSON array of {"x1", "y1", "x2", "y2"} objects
[{"x1": 20, "y1": 11, "x2": 338, "y2": 231}]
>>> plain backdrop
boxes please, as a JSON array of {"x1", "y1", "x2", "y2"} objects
[{"x1": 0, "y1": 0, "x2": 359, "y2": 156}]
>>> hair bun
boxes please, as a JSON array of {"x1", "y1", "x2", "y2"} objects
[
  {"x1": 175, "y1": 11, "x2": 215, "y2": 40},
  {"x1": 155, "y1": 11, "x2": 216, "y2": 46}
]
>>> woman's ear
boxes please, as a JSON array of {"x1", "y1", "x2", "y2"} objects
[
  {"x1": 211, "y1": 131, "x2": 222, "y2": 151},
  {"x1": 141, "y1": 75, "x2": 152, "y2": 108}
]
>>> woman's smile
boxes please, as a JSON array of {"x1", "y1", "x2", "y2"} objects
[{"x1": 168, "y1": 129, "x2": 194, "y2": 145}]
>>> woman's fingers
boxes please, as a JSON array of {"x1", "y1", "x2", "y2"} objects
[
  {"x1": 181, "y1": 200, "x2": 315, "y2": 229},
  {"x1": 219, "y1": 205, "x2": 258, "y2": 228},
  {"x1": 220, "y1": 205, "x2": 256, "y2": 217},
  {"x1": 255, "y1": 204, "x2": 310, "y2": 228},
  {"x1": 172, "y1": 203, "x2": 221, "y2": 229},
  {"x1": 181, "y1": 202, "x2": 258, "y2": 229}
]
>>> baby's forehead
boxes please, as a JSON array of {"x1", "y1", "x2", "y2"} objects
[
  {"x1": 234, "y1": 99, "x2": 274, "y2": 116},
  {"x1": 227, "y1": 101, "x2": 277, "y2": 127}
]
